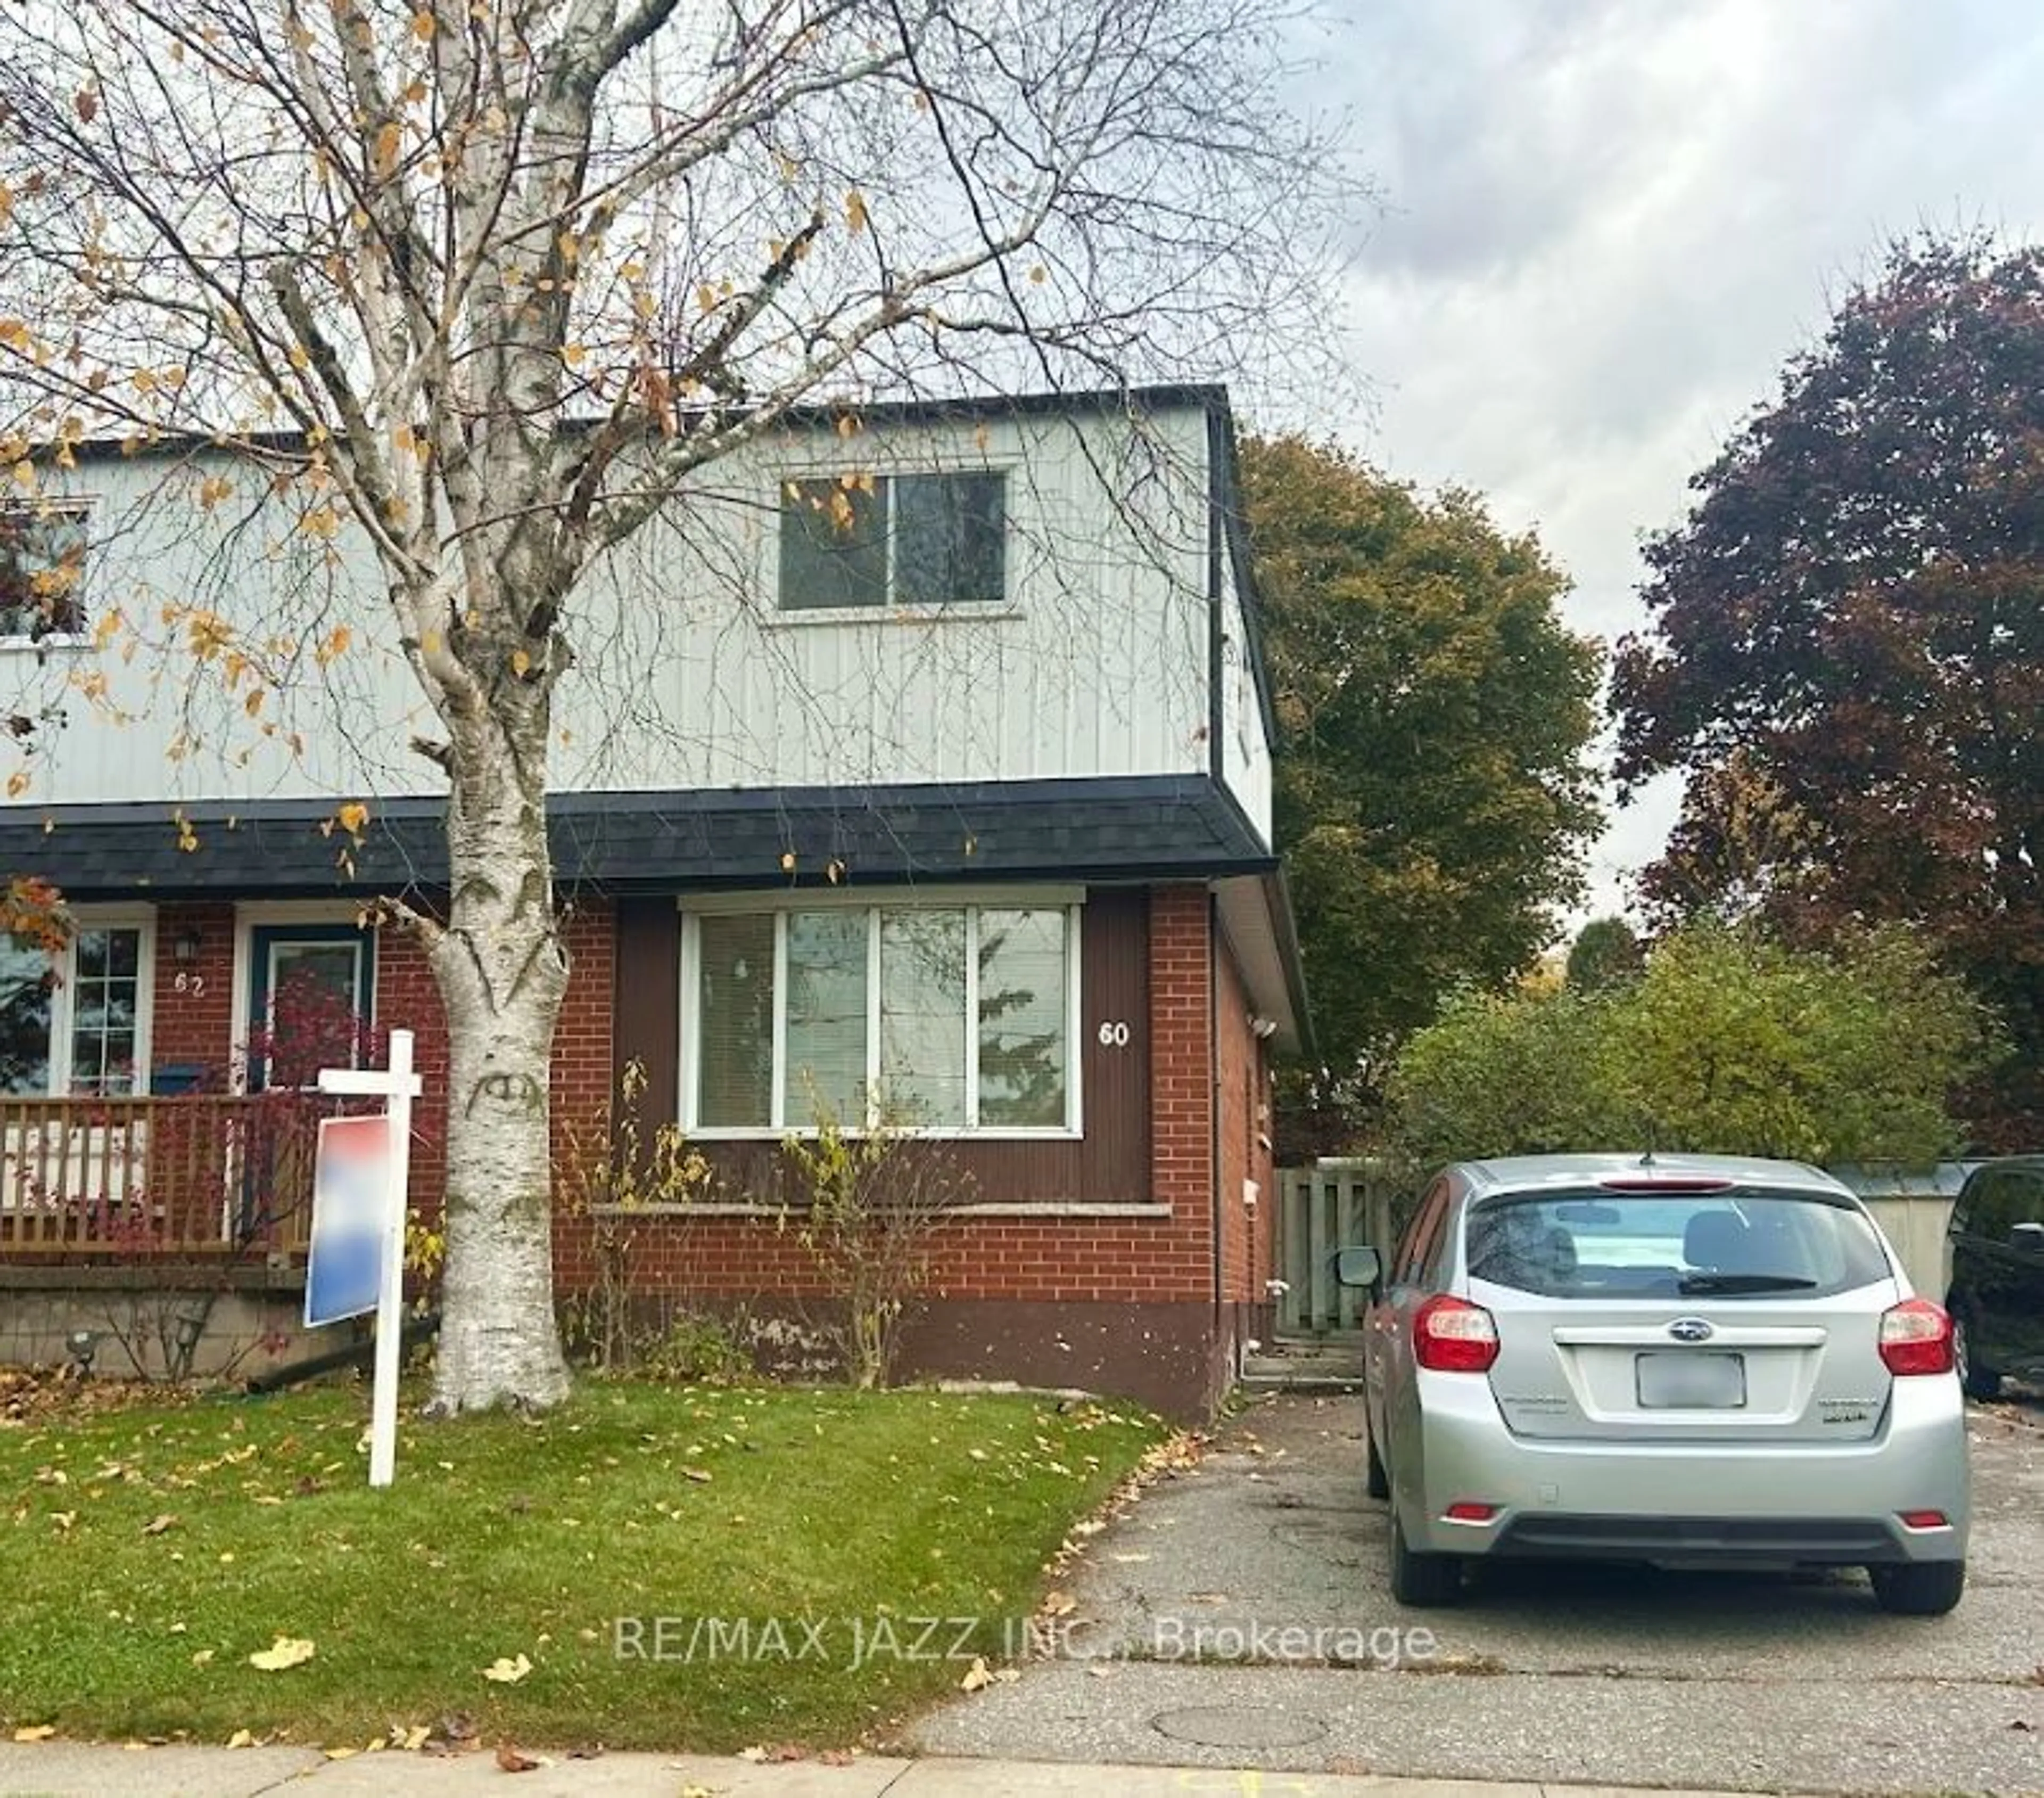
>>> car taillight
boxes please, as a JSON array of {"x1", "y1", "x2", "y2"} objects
[
  {"x1": 1879, "y1": 1298, "x2": 1955, "y2": 1376},
  {"x1": 1414, "y1": 1294, "x2": 1499, "y2": 1373}
]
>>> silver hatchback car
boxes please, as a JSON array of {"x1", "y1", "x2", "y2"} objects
[{"x1": 1339, "y1": 1153, "x2": 1969, "y2": 1614}]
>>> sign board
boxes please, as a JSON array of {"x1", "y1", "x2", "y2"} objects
[
  {"x1": 311, "y1": 1029, "x2": 422, "y2": 1489},
  {"x1": 304, "y1": 1114, "x2": 393, "y2": 1328}
]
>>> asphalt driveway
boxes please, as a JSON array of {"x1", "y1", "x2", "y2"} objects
[{"x1": 906, "y1": 1389, "x2": 2044, "y2": 1794}]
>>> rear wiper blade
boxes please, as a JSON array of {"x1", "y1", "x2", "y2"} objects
[{"x1": 1677, "y1": 1272, "x2": 1819, "y2": 1294}]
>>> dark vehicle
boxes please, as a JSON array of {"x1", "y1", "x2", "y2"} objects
[{"x1": 1946, "y1": 1157, "x2": 2044, "y2": 1400}]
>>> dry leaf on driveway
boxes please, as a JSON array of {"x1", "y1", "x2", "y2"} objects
[{"x1": 10, "y1": 1725, "x2": 56, "y2": 1743}]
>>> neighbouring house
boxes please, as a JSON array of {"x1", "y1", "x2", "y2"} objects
[{"x1": 0, "y1": 385, "x2": 1306, "y2": 1417}]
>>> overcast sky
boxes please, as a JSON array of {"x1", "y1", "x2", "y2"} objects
[{"x1": 1309, "y1": 0, "x2": 2044, "y2": 924}]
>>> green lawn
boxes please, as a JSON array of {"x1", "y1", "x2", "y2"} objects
[{"x1": 0, "y1": 1380, "x2": 1164, "y2": 1752}]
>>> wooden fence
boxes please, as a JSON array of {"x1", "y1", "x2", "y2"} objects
[
  {"x1": 1273, "y1": 1157, "x2": 1408, "y2": 1335},
  {"x1": 0, "y1": 1095, "x2": 317, "y2": 1258},
  {"x1": 1273, "y1": 1156, "x2": 1976, "y2": 1335}
]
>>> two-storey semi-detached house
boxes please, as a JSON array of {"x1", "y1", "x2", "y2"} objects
[{"x1": 0, "y1": 385, "x2": 1305, "y2": 1417}]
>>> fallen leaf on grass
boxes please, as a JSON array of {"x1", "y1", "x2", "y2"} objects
[
  {"x1": 141, "y1": 1514, "x2": 176, "y2": 1536},
  {"x1": 249, "y1": 1637, "x2": 316, "y2": 1671},
  {"x1": 681, "y1": 1467, "x2": 712, "y2": 1484},
  {"x1": 190, "y1": 1649, "x2": 215, "y2": 1668},
  {"x1": 11, "y1": 1725, "x2": 56, "y2": 1743},
  {"x1": 481, "y1": 1653, "x2": 533, "y2": 1685}
]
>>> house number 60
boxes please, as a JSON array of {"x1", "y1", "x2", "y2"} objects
[{"x1": 1096, "y1": 1020, "x2": 1131, "y2": 1047}]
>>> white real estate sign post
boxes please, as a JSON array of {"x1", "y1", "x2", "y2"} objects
[{"x1": 312, "y1": 1028, "x2": 422, "y2": 1489}]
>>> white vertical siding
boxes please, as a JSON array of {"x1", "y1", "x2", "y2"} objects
[
  {"x1": 1217, "y1": 526, "x2": 1275, "y2": 847},
  {"x1": 2, "y1": 401, "x2": 1224, "y2": 809}
]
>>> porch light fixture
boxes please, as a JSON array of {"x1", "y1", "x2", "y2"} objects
[
  {"x1": 172, "y1": 929, "x2": 202, "y2": 965},
  {"x1": 1250, "y1": 1015, "x2": 1279, "y2": 1040}
]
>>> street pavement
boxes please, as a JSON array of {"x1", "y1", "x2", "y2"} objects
[
  {"x1": 0, "y1": 1743, "x2": 1829, "y2": 1797},
  {"x1": 906, "y1": 1391, "x2": 2044, "y2": 1794}
]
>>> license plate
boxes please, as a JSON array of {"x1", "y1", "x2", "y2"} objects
[{"x1": 1636, "y1": 1351, "x2": 1745, "y2": 1409}]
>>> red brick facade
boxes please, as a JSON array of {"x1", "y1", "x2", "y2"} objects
[{"x1": 42, "y1": 880, "x2": 1273, "y2": 1416}]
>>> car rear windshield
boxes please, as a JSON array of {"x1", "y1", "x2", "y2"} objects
[{"x1": 1462, "y1": 1188, "x2": 1893, "y2": 1300}]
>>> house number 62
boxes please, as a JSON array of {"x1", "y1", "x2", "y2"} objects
[
  {"x1": 174, "y1": 971, "x2": 207, "y2": 997},
  {"x1": 1096, "y1": 1021, "x2": 1131, "y2": 1047}
]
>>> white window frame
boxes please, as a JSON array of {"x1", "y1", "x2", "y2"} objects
[
  {"x1": 0, "y1": 905, "x2": 155, "y2": 1097},
  {"x1": 679, "y1": 886, "x2": 1083, "y2": 1139},
  {"x1": 0, "y1": 495, "x2": 95, "y2": 651},
  {"x1": 768, "y1": 465, "x2": 1017, "y2": 624}
]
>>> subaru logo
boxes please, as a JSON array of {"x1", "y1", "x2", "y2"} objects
[{"x1": 1668, "y1": 1317, "x2": 1715, "y2": 1343}]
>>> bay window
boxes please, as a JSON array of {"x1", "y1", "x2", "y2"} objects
[{"x1": 686, "y1": 900, "x2": 1075, "y2": 1132}]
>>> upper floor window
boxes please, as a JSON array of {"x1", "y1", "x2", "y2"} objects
[
  {"x1": 688, "y1": 899, "x2": 1073, "y2": 1134},
  {"x1": 0, "y1": 503, "x2": 90, "y2": 642},
  {"x1": 778, "y1": 472, "x2": 1005, "y2": 612},
  {"x1": 1, "y1": 918, "x2": 150, "y2": 1097}
]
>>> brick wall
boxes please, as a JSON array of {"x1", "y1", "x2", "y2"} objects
[
  {"x1": 1148, "y1": 885, "x2": 1214, "y2": 1240},
  {"x1": 147, "y1": 903, "x2": 236, "y2": 1085},
  {"x1": 555, "y1": 883, "x2": 1224, "y2": 1308},
  {"x1": 371, "y1": 925, "x2": 451, "y2": 1209},
  {"x1": 135, "y1": 898, "x2": 611, "y2": 1227},
  {"x1": 123, "y1": 888, "x2": 1233, "y2": 1336}
]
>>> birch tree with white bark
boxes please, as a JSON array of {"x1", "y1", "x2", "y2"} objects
[{"x1": 0, "y1": 0, "x2": 1342, "y2": 1412}]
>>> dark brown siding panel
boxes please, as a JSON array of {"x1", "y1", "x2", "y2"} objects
[
  {"x1": 694, "y1": 888, "x2": 1152, "y2": 1205},
  {"x1": 614, "y1": 898, "x2": 681, "y2": 1142},
  {"x1": 1075, "y1": 886, "x2": 1150, "y2": 1197}
]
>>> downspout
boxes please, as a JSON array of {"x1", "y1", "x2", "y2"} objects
[{"x1": 1201, "y1": 892, "x2": 1218, "y2": 1399}]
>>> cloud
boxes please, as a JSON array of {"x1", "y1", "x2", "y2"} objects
[{"x1": 1307, "y1": 0, "x2": 2044, "y2": 919}]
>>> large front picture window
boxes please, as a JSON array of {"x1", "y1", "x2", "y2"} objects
[{"x1": 689, "y1": 902, "x2": 1073, "y2": 1132}]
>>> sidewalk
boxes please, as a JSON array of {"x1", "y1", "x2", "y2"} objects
[{"x1": 0, "y1": 1742, "x2": 1795, "y2": 1797}]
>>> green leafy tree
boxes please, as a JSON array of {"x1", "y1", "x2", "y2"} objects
[
  {"x1": 1565, "y1": 916, "x2": 1643, "y2": 992},
  {"x1": 1603, "y1": 924, "x2": 1994, "y2": 1164},
  {"x1": 1611, "y1": 233, "x2": 2044, "y2": 1146},
  {"x1": 1240, "y1": 436, "x2": 1603, "y2": 1152},
  {"x1": 1387, "y1": 986, "x2": 1634, "y2": 1168},
  {"x1": 1390, "y1": 921, "x2": 1995, "y2": 1168}
]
